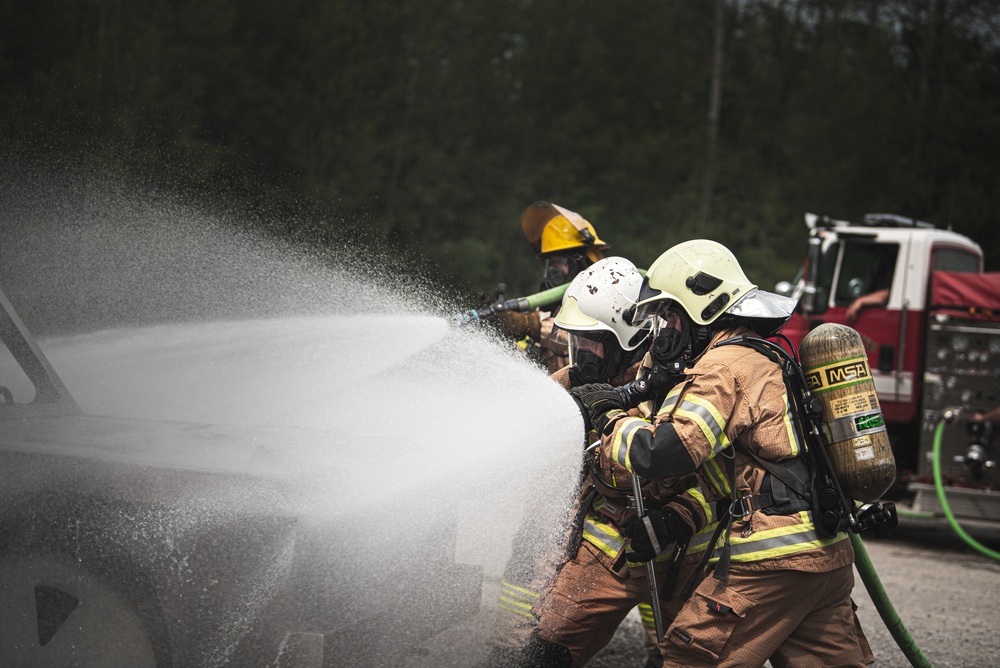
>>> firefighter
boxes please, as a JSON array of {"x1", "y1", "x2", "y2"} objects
[
  {"x1": 501, "y1": 257, "x2": 723, "y2": 668},
  {"x1": 492, "y1": 201, "x2": 611, "y2": 373},
  {"x1": 481, "y1": 256, "x2": 652, "y2": 667},
  {"x1": 572, "y1": 239, "x2": 875, "y2": 667}
]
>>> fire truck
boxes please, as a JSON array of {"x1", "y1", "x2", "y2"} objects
[{"x1": 776, "y1": 213, "x2": 1000, "y2": 525}]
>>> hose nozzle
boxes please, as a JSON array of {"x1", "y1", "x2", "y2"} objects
[{"x1": 615, "y1": 377, "x2": 653, "y2": 407}]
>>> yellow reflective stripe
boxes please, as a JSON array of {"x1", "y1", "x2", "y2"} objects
[
  {"x1": 686, "y1": 522, "x2": 719, "y2": 555},
  {"x1": 783, "y1": 394, "x2": 802, "y2": 457},
  {"x1": 686, "y1": 485, "x2": 713, "y2": 522},
  {"x1": 497, "y1": 603, "x2": 535, "y2": 619},
  {"x1": 612, "y1": 417, "x2": 649, "y2": 474},
  {"x1": 701, "y1": 455, "x2": 732, "y2": 497},
  {"x1": 497, "y1": 579, "x2": 539, "y2": 620},
  {"x1": 582, "y1": 515, "x2": 625, "y2": 558},
  {"x1": 708, "y1": 515, "x2": 850, "y2": 563},
  {"x1": 674, "y1": 394, "x2": 731, "y2": 454},
  {"x1": 499, "y1": 580, "x2": 540, "y2": 601},
  {"x1": 583, "y1": 513, "x2": 675, "y2": 565},
  {"x1": 655, "y1": 387, "x2": 682, "y2": 417},
  {"x1": 638, "y1": 602, "x2": 656, "y2": 628}
]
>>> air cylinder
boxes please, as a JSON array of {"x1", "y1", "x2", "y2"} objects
[{"x1": 800, "y1": 323, "x2": 896, "y2": 502}]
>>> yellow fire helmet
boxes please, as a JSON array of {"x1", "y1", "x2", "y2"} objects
[{"x1": 519, "y1": 201, "x2": 611, "y2": 263}]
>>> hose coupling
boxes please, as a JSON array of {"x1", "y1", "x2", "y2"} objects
[{"x1": 941, "y1": 407, "x2": 962, "y2": 426}]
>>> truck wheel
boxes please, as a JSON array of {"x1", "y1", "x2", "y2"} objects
[{"x1": 0, "y1": 553, "x2": 160, "y2": 667}]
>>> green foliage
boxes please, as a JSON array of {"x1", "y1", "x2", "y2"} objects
[{"x1": 2, "y1": 0, "x2": 999, "y2": 304}]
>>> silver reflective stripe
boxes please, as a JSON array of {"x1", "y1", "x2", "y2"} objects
[
  {"x1": 676, "y1": 397, "x2": 729, "y2": 454},
  {"x1": 700, "y1": 457, "x2": 730, "y2": 497},
  {"x1": 687, "y1": 524, "x2": 718, "y2": 553},
  {"x1": 783, "y1": 394, "x2": 804, "y2": 457},
  {"x1": 711, "y1": 527, "x2": 831, "y2": 558},
  {"x1": 655, "y1": 393, "x2": 680, "y2": 417},
  {"x1": 643, "y1": 515, "x2": 663, "y2": 554},
  {"x1": 583, "y1": 518, "x2": 625, "y2": 553}
]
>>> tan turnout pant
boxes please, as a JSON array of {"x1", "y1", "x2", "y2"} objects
[
  {"x1": 533, "y1": 542, "x2": 701, "y2": 666},
  {"x1": 657, "y1": 563, "x2": 874, "y2": 667}
]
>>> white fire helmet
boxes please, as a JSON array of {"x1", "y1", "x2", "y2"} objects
[{"x1": 553, "y1": 256, "x2": 651, "y2": 352}]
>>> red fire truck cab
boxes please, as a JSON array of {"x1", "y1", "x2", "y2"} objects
[{"x1": 777, "y1": 213, "x2": 1000, "y2": 523}]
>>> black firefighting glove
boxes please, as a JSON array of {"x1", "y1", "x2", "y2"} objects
[
  {"x1": 624, "y1": 508, "x2": 693, "y2": 563},
  {"x1": 569, "y1": 383, "x2": 625, "y2": 435}
]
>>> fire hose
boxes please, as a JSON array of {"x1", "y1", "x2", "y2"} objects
[
  {"x1": 850, "y1": 533, "x2": 933, "y2": 668},
  {"x1": 453, "y1": 271, "x2": 646, "y2": 326},
  {"x1": 929, "y1": 412, "x2": 1000, "y2": 562},
  {"x1": 892, "y1": 413, "x2": 1000, "y2": 562},
  {"x1": 853, "y1": 410, "x2": 1000, "y2": 668}
]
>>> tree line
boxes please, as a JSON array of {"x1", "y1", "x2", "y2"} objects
[{"x1": 2, "y1": 0, "x2": 998, "y2": 302}]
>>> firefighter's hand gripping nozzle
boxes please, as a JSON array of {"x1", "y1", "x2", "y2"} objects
[
  {"x1": 570, "y1": 383, "x2": 626, "y2": 435},
  {"x1": 611, "y1": 358, "x2": 687, "y2": 409}
]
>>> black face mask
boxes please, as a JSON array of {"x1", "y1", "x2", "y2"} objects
[
  {"x1": 568, "y1": 336, "x2": 625, "y2": 386},
  {"x1": 650, "y1": 323, "x2": 690, "y2": 368},
  {"x1": 650, "y1": 310, "x2": 717, "y2": 367},
  {"x1": 540, "y1": 252, "x2": 588, "y2": 292}
]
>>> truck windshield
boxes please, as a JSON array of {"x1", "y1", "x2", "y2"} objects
[{"x1": 833, "y1": 241, "x2": 899, "y2": 306}]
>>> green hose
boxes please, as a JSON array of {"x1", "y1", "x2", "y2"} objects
[
  {"x1": 522, "y1": 268, "x2": 648, "y2": 311},
  {"x1": 853, "y1": 417, "x2": 1000, "y2": 667},
  {"x1": 931, "y1": 419, "x2": 1000, "y2": 562},
  {"x1": 851, "y1": 532, "x2": 933, "y2": 668}
]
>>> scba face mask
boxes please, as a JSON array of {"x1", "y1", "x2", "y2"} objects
[
  {"x1": 648, "y1": 309, "x2": 697, "y2": 377},
  {"x1": 540, "y1": 252, "x2": 588, "y2": 292},
  {"x1": 567, "y1": 332, "x2": 623, "y2": 385}
]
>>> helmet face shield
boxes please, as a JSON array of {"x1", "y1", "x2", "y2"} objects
[
  {"x1": 542, "y1": 254, "x2": 572, "y2": 287},
  {"x1": 651, "y1": 309, "x2": 683, "y2": 335},
  {"x1": 631, "y1": 298, "x2": 674, "y2": 327},
  {"x1": 568, "y1": 332, "x2": 606, "y2": 367},
  {"x1": 549, "y1": 322, "x2": 571, "y2": 348},
  {"x1": 566, "y1": 331, "x2": 623, "y2": 384}
]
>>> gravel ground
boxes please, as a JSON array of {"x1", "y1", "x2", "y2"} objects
[
  {"x1": 418, "y1": 518, "x2": 1000, "y2": 667},
  {"x1": 588, "y1": 519, "x2": 1000, "y2": 668}
]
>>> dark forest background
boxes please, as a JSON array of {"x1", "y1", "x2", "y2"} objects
[{"x1": 2, "y1": 0, "x2": 999, "y2": 303}]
